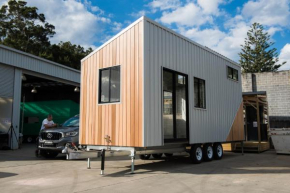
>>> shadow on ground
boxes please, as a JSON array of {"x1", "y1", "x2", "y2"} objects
[
  {"x1": 103, "y1": 151, "x2": 290, "y2": 177},
  {"x1": 0, "y1": 172, "x2": 18, "y2": 179}
]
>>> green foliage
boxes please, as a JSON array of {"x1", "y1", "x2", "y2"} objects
[
  {"x1": 0, "y1": 0, "x2": 55, "y2": 54},
  {"x1": 0, "y1": 0, "x2": 92, "y2": 69},
  {"x1": 40, "y1": 41, "x2": 93, "y2": 70},
  {"x1": 239, "y1": 23, "x2": 285, "y2": 73}
]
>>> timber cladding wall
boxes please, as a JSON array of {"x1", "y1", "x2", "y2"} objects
[{"x1": 80, "y1": 20, "x2": 144, "y2": 147}]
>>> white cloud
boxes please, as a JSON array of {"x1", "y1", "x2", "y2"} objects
[
  {"x1": 213, "y1": 22, "x2": 250, "y2": 59},
  {"x1": 197, "y1": 0, "x2": 224, "y2": 15},
  {"x1": 159, "y1": 3, "x2": 213, "y2": 27},
  {"x1": 130, "y1": 10, "x2": 147, "y2": 18},
  {"x1": 112, "y1": 22, "x2": 122, "y2": 32},
  {"x1": 279, "y1": 44, "x2": 290, "y2": 70},
  {"x1": 155, "y1": 0, "x2": 290, "y2": 61},
  {"x1": 242, "y1": 0, "x2": 290, "y2": 27},
  {"x1": 179, "y1": 27, "x2": 227, "y2": 48},
  {"x1": 22, "y1": 0, "x2": 110, "y2": 48},
  {"x1": 148, "y1": 0, "x2": 181, "y2": 11},
  {"x1": 0, "y1": 0, "x2": 6, "y2": 6}
]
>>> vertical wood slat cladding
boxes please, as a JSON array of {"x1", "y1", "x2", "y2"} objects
[
  {"x1": 226, "y1": 102, "x2": 244, "y2": 141},
  {"x1": 80, "y1": 20, "x2": 143, "y2": 147}
]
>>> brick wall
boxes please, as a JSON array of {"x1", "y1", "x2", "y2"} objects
[{"x1": 242, "y1": 70, "x2": 290, "y2": 117}]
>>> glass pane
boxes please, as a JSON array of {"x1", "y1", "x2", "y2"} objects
[
  {"x1": 228, "y1": 67, "x2": 233, "y2": 79},
  {"x1": 110, "y1": 66, "x2": 120, "y2": 102},
  {"x1": 163, "y1": 71, "x2": 174, "y2": 139},
  {"x1": 233, "y1": 69, "x2": 238, "y2": 81},
  {"x1": 178, "y1": 75, "x2": 185, "y2": 85},
  {"x1": 100, "y1": 69, "x2": 110, "y2": 103},
  {"x1": 176, "y1": 74, "x2": 187, "y2": 138},
  {"x1": 199, "y1": 80, "x2": 206, "y2": 108},
  {"x1": 194, "y1": 78, "x2": 199, "y2": 107}
]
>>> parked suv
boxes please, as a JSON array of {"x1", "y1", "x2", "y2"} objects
[{"x1": 38, "y1": 115, "x2": 79, "y2": 158}]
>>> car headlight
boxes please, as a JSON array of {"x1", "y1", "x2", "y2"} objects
[{"x1": 64, "y1": 131, "x2": 78, "y2": 137}]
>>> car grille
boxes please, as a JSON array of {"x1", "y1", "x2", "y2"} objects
[{"x1": 41, "y1": 132, "x2": 62, "y2": 140}]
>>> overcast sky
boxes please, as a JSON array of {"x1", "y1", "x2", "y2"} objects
[{"x1": 1, "y1": 0, "x2": 290, "y2": 70}]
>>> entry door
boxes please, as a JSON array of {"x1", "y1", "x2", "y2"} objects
[{"x1": 163, "y1": 68, "x2": 188, "y2": 142}]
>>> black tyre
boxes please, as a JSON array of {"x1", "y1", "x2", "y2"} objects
[
  {"x1": 164, "y1": 153, "x2": 173, "y2": 158},
  {"x1": 213, "y1": 143, "x2": 223, "y2": 160},
  {"x1": 203, "y1": 144, "x2": 214, "y2": 161},
  {"x1": 40, "y1": 150, "x2": 59, "y2": 158},
  {"x1": 27, "y1": 136, "x2": 34, "y2": 143},
  {"x1": 190, "y1": 144, "x2": 203, "y2": 164},
  {"x1": 139, "y1": 154, "x2": 151, "y2": 160},
  {"x1": 152, "y1": 153, "x2": 163, "y2": 159}
]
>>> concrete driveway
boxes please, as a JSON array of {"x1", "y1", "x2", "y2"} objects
[{"x1": 0, "y1": 144, "x2": 290, "y2": 193}]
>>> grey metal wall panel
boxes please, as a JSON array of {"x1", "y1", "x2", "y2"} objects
[
  {"x1": 143, "y1": 19, "x2": 242, "y2": 147},
  {"x1": 0, "y1": 45, "x2": 80, "y2": 84},
  {"x1": 11, "y1": 68, "x2": 22, "y2": 149},
  {"x1": 0, "y1": 63, "x2": 14, "y2": 98}
]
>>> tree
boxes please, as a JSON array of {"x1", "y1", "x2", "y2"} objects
[
  {"x1": 0, "y1": 0, "x2": 55, "y2": 55},
  {"x1": 41, "y1": 41, "x2": 93, "y2": 70},
  {"x1": 239, "y1": 23, "x2": 285, "y2": 73},
  {"x1": 0, "y1": 0, "x2": 93, "y2": 69}
]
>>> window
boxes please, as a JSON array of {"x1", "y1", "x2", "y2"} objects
[
  {"x1": 194, "y1": 77, "x2": 206, "y2": 109},
  {"x1": 99, "y1": 66, "x2": 120, "y2": 104},
  {"x1": 227, "y1": 66, "x2": 239, "y2": 81}
]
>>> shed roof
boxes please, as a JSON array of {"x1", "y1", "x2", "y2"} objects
[{"x1": 0, "y1": 45, "x2": 80, "y2": 84}]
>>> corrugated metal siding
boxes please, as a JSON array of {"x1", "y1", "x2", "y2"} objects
[
  {"x1": 11, "y1": 69, "x2": 22, "y2": 149},
  {"x1": 0, "y1": 45, "x2": 80, "y2": 84},
  {"x1": 0, "y1": 63, "x2": 14, "y2": 98},
  {"x1": 143, "y1": 20, "x2": 242, "y2": 146}
]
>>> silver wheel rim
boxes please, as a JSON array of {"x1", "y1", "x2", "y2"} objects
[
  {"x1": 27, "y1": 137, "x2": 33, "y2": 143},
  {"x1": 217, "y1": 145, "x2": 222, "y2": 157},
  {"x1": 207, "y1": 146, "x2": 213, "y2": 159},
  {"x1": 196, "y1": 147, "x2": 203, "y2": 160}
]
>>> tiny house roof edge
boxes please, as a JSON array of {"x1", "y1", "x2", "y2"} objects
[{"x1": 81, "y1": 16, "x2": 240, "y2": 67}]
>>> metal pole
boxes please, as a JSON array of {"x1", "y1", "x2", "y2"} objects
[
  {"x1": 101, "y1": 149, "x2": 105, "y2": 175},
  {"x1": 87, "y1": 158, "x2": 91, "y2": 169},
  {"x1": 131, "y1": 156, "x2": 135, "y2": 174}
]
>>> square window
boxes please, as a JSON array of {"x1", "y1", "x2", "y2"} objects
[{"x1": 227, "y1": 66, "x2": 239, "y2": 81}]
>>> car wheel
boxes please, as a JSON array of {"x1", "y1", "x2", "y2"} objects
[
  {"x1": 213, "y1": 143, "x2": 223, "y2": 160},
  {"x1": 203, "y1": 144, "x2": 214, "y2": 161},
  {"x1": 152, "y1": 154, "x2": 163, "y2": 159},
  {"x1": 190, "y1": 144, "x2": 203, "y2": 164},
  {"x1": 139, "y1": 154, "x2": 151, "y2": 160},
  {"x1": 40, "y1": 150, "x2": 59, "y2": 158}
]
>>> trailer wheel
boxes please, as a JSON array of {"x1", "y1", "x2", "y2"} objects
[
  {"x1": 203, "y1": 144, "x2": 214, "y2": 161},
  {"x1": 164, "y1": 153, "x2": 173, "y2": 158},
  {"x1": 190, "y1": 144, "x2": 203, "y2": 164},
  {"x1": 213, "y1": 143, "x2": 223, "y2": 160},
  {"x1": 152, "y1": 154, "x2": 163, "y2": 159},
  {"x1": 139, "y1": 154, "x2": 151, "y2": 160}
]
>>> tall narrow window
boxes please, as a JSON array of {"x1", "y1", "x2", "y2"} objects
[
  {"x1": 99, "y1": 66, "x2": 120, "y2": 104},
  {"x1": 227, "y1": 66, "x2": 239, "y2": 81},
  {"x1": 194, "y1": 77, "x2": 206, "y2": 109}
]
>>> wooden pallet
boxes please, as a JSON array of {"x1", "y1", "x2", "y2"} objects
[{"x1": 223, "y1": 141, "x2": 270, "y2": 153}]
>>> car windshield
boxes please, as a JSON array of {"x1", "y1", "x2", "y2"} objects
[{"x1": 62, "y1": 116, "x2": 79, "y2": 127}]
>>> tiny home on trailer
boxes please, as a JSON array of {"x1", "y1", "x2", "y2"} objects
[{"x1": 80, "y1": 17, "x2": 244, "y2": 173}]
